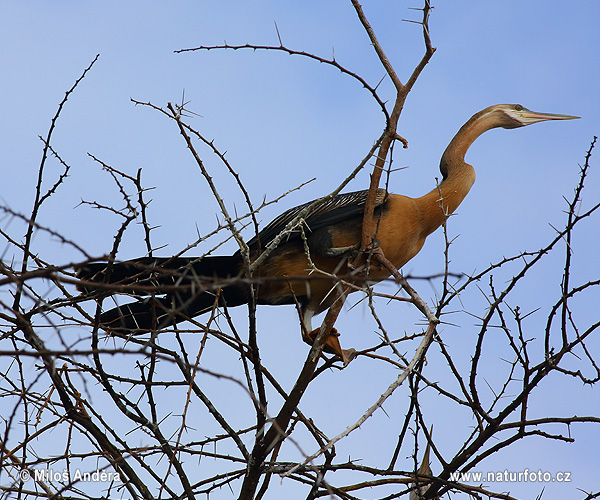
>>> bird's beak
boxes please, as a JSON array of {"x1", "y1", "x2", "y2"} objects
[{"x1": 518, "y1": 109, "x2": 580, "y2": 125}]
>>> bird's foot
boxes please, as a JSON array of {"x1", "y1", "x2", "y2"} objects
[
  {"x1": 304, "y1": 327, "x2": 356, "y2": 365},
  {"x1": 324, "y1": 242, "x2": 361, "y2": 258},
  {"x1": 348, "y1": 238, "x2": 382, "y2": 270}
]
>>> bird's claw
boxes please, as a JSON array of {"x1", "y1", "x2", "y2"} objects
[
  {"x1": 304, "y1": 327, "x2": 355, "y2": 365},
  {"x1": 348, "y1": 238, "x2": 382, "y2": 269}
]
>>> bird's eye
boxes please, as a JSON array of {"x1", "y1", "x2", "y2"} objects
[{"x1": 514, "y1": 105, "x2": 524, "y2": 111}]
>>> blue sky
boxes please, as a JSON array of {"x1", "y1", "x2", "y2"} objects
[{"x1": 1, "y1": 1, "x2": 599, "y2": 499}]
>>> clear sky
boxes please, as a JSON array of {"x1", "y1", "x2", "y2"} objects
[{"x1": 1, "y1": 1, "x2": 599, "y2": 499}]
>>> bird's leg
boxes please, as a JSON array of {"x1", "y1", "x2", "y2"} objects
[
  {"x1": 323, "y1": 242, "x2": 360, "y2": 257},
  {"x1": 348, "y1": 238, "x2": 381, "y2": 270},
  {"x1": 301, "y1": 310, "x2": 354, "y2": 364},
  {"x1": 303, "y1": 326, "x2": 344, "y2": 355}
]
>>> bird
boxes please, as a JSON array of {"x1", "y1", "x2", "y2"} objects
[{"x1": 77, "y1": 104, "x2": 577, "y2": 359}]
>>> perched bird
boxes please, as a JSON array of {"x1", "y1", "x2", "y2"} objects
[{"x1": 77, "y1": 104, "x2": 577, "y2": 358}]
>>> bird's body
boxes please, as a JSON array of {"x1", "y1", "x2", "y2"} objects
[{"x1": 77, "y1": 105, "x2": 577, "y2": 357}]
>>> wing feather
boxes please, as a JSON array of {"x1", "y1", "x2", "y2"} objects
[{"x1": 244, "y1": 188, "x2": 387, "y2": 251}]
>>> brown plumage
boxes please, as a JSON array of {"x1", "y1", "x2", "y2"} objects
[{"x1": 77, "y1": 104, "x2": 577, "y2": 358}]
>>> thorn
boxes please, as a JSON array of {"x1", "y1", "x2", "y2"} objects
[
  {"x1": 401, "y1": 19, "x2": 424, "y2": 25},
  {"x1": 274, "y1": 21, "x2": 283, "y2": 47},
  {"x1": 374, "y1": 74, "x2": 386, "y2": 92}
]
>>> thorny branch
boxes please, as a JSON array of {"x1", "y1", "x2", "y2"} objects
[
  {"x1": 353, "y1": 0, "x2": 435, "y2": 255},
  {"x1": 0, "y1": 3, "x2": 597, "y2": 500},
  {"x1": 13, "y1": 54, "x2": 100, "y2": 313}
]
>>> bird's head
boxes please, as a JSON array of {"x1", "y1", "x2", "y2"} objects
[
  {"x1": 491, "y1": 104, "x2": 579, "y2": 129},
  {"x1": 440, "y1": 103, "x2": 578, "y2": 178}
]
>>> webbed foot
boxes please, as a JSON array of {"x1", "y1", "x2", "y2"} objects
[{"x1": 304, "y1": 328, "x2": 355, "y2": 364}]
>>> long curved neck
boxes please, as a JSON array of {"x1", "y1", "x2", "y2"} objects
[{"x1": 416, "y1": 109, "x2": 501, "y2": 236}]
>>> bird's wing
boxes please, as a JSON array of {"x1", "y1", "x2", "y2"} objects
[{"x1": 245, "y1": 188, "x2": 388, "y2": 251}]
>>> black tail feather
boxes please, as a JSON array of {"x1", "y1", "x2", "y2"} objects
[
  {"x1": 78, "y1": 255, "x2": 250, "y2": 331},
  {"x1": 98, "y1": 297, "x2": 179, "y2": 332},
  {"x1": 77, "y1": 256, "x2": 242, "y2": 292}
]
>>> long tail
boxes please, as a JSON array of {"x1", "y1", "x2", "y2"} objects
[{"x1": 77, "y1": 256, "x2": 249, "y2": 331}]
